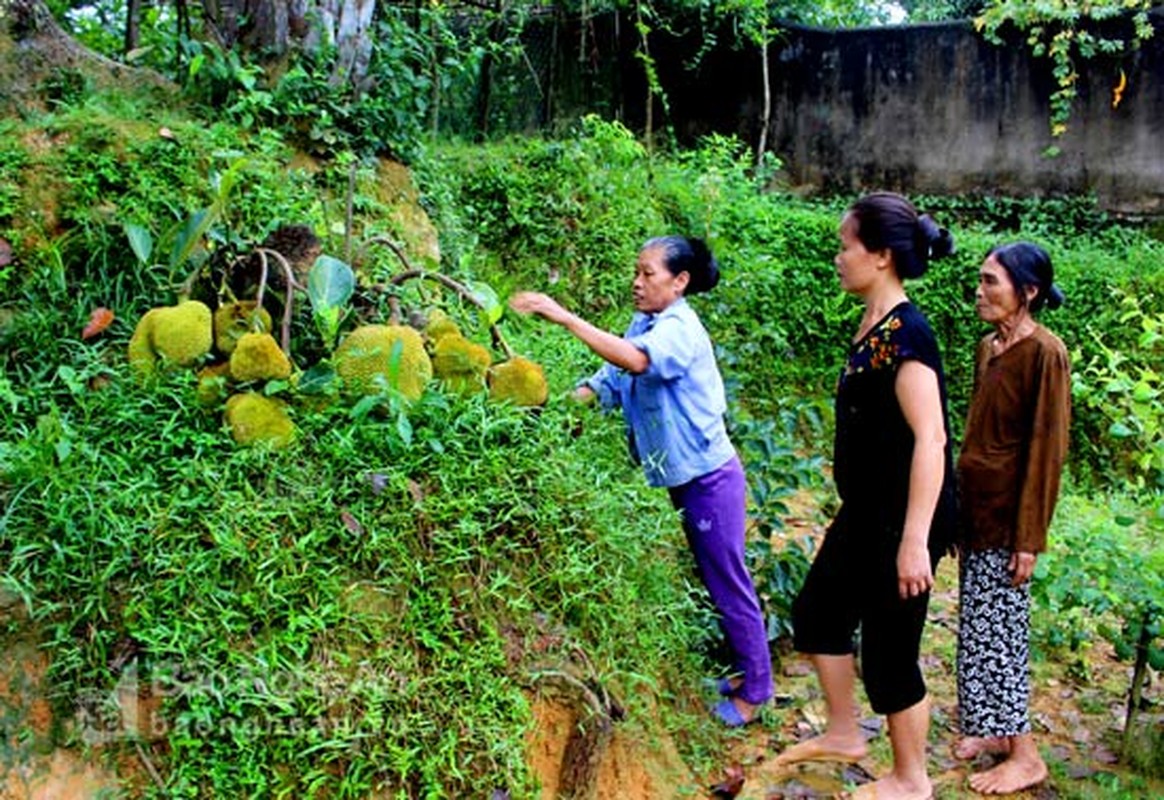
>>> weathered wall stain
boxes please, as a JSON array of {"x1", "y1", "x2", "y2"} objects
[{"x1": 529, "y1": 11, "x2": 1164, "y2": 215}]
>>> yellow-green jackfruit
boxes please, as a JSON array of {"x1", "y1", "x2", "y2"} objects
[
  {"x1": 488, "y1": 357, "x2": 548, "y2": 407},
  {"x1": 127, "y1": 301, "x2": 212, "y2": 377},
  {"x1": 432, "y1": 334, "x2": 491, "y2": 395},
  {"x1": 214, "y1": 301, "x2": 273, "y2": 355},
  {"x1": 230, "y1": 332, "x2": 292, "y2": 383},
  {"x1": 334, "y1": 324, "x2": 432, "y2": 401},
  {"x1": 423, "y1": 309, "x2": 461, "y2": 346},
  {"x1": 151, "y1": 301, "x2": 213, "y2": 366},
  {"x1": 195, "y1": 362, "x2": 233, "y2": 407},
  {"x1": 225, "y1": 392, "x2": 295, "y2": 448},
  {"x1": 127, "y1": 308, "x2": 162, "y2": 376}
]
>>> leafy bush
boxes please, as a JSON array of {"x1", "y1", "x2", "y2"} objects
[
  {"x1": 1072, "y1": 290, "x2": 1164, "y2": 491},
  {"x1": 1032, "y1": 494, "x2": 1163, "y2": 757}
]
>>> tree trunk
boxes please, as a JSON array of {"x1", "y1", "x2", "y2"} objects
[
  {"x1": 756, "y1": 34, "x2": 770, "y2": 167},
  {"x1": 299, "y1": 0, "x2": 375, "y2": 87},
  {"x1": 0, "y1": 0, "x2": 170, "y2": 101},
  {"x1": 124, "y1": 0, "x2": 142, "y2": 55},
  {"x1": 531, "y1": 669, "x2": 621, "y2": 800}
]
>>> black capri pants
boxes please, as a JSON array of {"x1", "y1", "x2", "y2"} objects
[{"x1": 791, "y1": 506, "x2": 940, "y2": 715}]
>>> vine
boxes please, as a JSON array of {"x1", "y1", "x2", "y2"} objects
[{"x1": 974, "y1": 0, "x2": 1156, "y2": 151}]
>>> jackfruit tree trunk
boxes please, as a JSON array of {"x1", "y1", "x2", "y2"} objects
[
  {"x1": 532, "y1": 669, "x2": 619, "y2": 800},
  {"x1": 202, "y1": 0, "x2": 376, "y2": 87}
]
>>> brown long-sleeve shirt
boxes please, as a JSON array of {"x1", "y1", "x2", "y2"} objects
[{"x1": 957, "y1": 325, "x2": 1071, "y2": 554}]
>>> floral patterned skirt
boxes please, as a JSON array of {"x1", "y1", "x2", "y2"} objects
[{"x1": 956, "y1": 548, "x2": 1032, "y2": 737}]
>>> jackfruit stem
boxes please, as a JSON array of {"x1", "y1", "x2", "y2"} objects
[
  {"x1": 365, "y1": 236, "x2": 515, "y2": 360},
  {"x1": 254, "y1": 247, "x2": 300, "y2": 355},
  {"x1": 388, "y1": 269, "x2": 515, "y2": 361}
]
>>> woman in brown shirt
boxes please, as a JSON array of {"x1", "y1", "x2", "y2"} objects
[{"x1": 954, "y1": 242, "x2": 1070, "y2": 795}]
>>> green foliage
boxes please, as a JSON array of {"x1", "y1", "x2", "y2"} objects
[
  {"x1": 418, "y1": 116, "x2": 668, "y2": 317},
  {"x1": 732, "y1": 406, "x2": 826, "y2": 644},
  {"x1": 974, "y1": 0, "x2": 1156, "y2": 142},
  {"x1": 0, "y1": 339, "x2": 711, "y2": 796},
  {"x1": 1072, "y1": 290, "x2": 1164, "y2": 491},
  {"x1": 1032, "y1": 494, "x2": 1163, "y2": 748}
]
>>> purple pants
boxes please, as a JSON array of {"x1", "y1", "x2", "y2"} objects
[{"x1": 668, "y1": 456, "x2": 773, "y2": 705}]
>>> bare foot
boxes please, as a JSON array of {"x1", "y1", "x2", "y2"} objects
[
  {"x1": 953, "y1": 736, "x2": 1011, "y2": 760},
  {"x1": 731, "y1": 696, "x2": 759, "y2": 723},
  {"x1": 848, "y1": 775, "x2": 933, "y2": 799},
  {"x1": 774, "y1": 731, "x2": 867, "y2": 765},
  {"x1": 968, "y1": 754, "x2": 1048, "y2": 794}
]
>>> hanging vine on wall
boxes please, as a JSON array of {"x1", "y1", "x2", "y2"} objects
[{"x1": 974, "y1": 0, "x2": 1155, "y2": 154}]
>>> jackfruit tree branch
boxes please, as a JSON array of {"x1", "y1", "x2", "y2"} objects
[
  {"x1": 254, "y1": 247, "x2": 301, "y2": 355},
  {"x1": 365, "y1": 236, "x2": 516, "y2": 360}
]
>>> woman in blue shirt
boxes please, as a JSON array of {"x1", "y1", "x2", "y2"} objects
[{"x1": 510, "y1": 235, "x2": 772, "y2": 727}]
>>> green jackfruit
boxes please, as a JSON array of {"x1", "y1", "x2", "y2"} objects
[
  {"x1": 432, "y1": 334, "x2": 492, "y2": 395},
  {"x1": 334, "y1": 324, "x2": 432, "y2": 401},
  {"x1": 230, "y1": 332, "x2": 292, "y2": 382},
  {"x1": 214, "y1": 301, "x2": 273, "y2": 355},
  {"x1": 151, "y1": 300, "x2": 213, "y2": 366},
  {"x1": 195, "y1": 362, "x2": 232, "y2": 407},
  {"x1": 424, "y1": 309, "x2": 461, "y2": 346},
  {"x1": 225, "y1": 392, "x2": 295, "y2": 448},
  {"x1": 127, "y1": 308, "x2": 162, "y2": 376},
  {"x1": 488, "y1": 357, "x2": 548, "y2": 407}
]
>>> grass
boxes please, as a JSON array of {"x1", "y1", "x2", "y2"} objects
[{"x1": 1, "y1": 86, "x2": 1162, "y2": 797}]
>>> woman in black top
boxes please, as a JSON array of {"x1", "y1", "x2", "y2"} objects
[{"x1": 774, "y1": 193, "x2": 956, "y2": 800}]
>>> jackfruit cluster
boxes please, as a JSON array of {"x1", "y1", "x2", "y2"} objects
[
  {"x1": 432, "y1": 334, "x2": 492, "y2": 395},
  {"x1": 127, "y1": 301, "x2": 213, "y2": 376},
  {"x1": 225, "y1": 392, "x2": 296, "y2": 448},
  {"x1": 333, "y1": 324, "x2": 432, "y2": 401},
  {"x1": 488, "y1": 357, "x2": 548, "y2": 407},
  {"x1": 230, "y1": 332, "x2": 292, "y2": 383},
  {"x1": 214, "y1": 301, "x2": 273, "y2": 355},
  {"x1": 423, "y1": 309, "x2": 462, "y2": 345}
]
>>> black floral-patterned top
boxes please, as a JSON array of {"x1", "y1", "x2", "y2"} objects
[{"x1": 833, "y1": 301, "x2": 956, "y2": 550}]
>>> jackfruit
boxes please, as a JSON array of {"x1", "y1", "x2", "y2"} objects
[
  {"x1": 225, "y1": 392, "x2": 295, "y2": 448},
  {"x1": 214, "y1": 301, "x2": 273, "y2": 355},
  {"x1": 230, "y1": 332, "x2": 292, "y2": 382},
  {"x1": 432, "y1": 334, "x2": 492, "y2": 395},
  {"x1": 195, "y1": 362, "x2": 233, "y2": 407},
  {"x1": 488, "y1": 357, "x2": 548, "y2": 407},
  {"x1": 333, "y1": 324, "x2": 432, "y2": 401},
  {"x1": 127, "y1": 308, "x2": 162, "y2": 376},
  {"x1": 151, "y1": 300, "x2": 213, "y2": 366},
  {"x1": 424, "y1": 309, "x2": 461, "y2": 346}
]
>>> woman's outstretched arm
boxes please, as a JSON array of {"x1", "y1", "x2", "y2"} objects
[{"x1": 509, "y1": 291, "x2": 649, "y2": 374}]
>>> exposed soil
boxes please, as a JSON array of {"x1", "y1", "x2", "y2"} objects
[
  {"x1": 0, "y1": 591, "x2": 119, "y2": 800},
  {"x1": 527, "y1": 696, "x2": 696, "y2": 799}
]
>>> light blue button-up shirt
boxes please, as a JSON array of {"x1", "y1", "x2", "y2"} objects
[{"x1": 582, "y1": 298, "x2": 736, "y2": 488}]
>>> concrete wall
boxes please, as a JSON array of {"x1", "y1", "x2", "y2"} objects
[
  {"x1": 756, "y1": 17, "x2": 1164, "y2": 215},
  {"x1": 533, "y1": 11, "x2": 1164, "y2": 216}
]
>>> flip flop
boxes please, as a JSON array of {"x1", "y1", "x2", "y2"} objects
[{"x1": 712, "y1": 699, "x2": 758, "y2": 728}]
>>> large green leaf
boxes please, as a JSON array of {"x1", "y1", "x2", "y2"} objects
[
  {"x1": 124, "y1": 223, "x2": 154, "y2": 265},
  {"x1": 308, "y1": 256, "x2": 355, "y2": 312},
  {"x1": 168, "y1": 208, "x2": 214, "y2": 270},
  {"x1": 466, "y1": 280, "x2": 502, "y2": 325}
]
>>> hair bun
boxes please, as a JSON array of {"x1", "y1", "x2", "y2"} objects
[
  {"x1": 1046, "y1": 284, "x2": 1065, "y2": 310},
  {"x1": 685, "y1": 237, "x2": 720, "y2": 294},
  {"x1": 918, "y1": 214, "x2": 955, "y2": 260}
]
